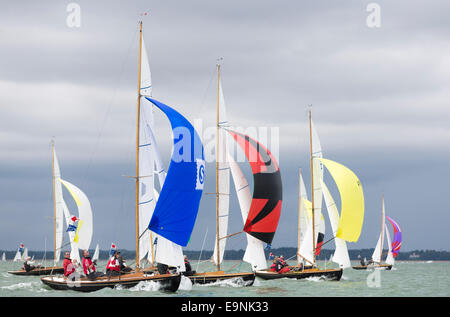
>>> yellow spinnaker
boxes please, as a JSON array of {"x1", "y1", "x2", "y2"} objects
[{"x1": 318, "y1": 158, "x2": 364, "y2": 242}]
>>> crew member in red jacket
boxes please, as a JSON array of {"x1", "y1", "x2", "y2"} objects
[
  {"x1": 82, "y1": 249, "x2": 103, "y2": 280},
  {"x1": 106, "y1": 251, "x2": 121, "y2": 277},
  {"x1": 63, "y1": 252, "x2": 76, "y2": 277}
]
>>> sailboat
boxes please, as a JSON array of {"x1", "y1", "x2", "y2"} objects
[
  {"x1": 9, "y1": 142, "x2": 95, "y2": 276},
  {"x1": 256, "y1": 110, "x2": 364, "y2": 280},
  {"x1": 353, "y1": 197, "x2": 401, "y2": 270},
  {"x1": 2, "y1": 252, "x2": 5, "y2": 261},
  {"x1": 13, "y1": 243, "x2": 24, "y2": 262},
  {"x1": 41, "y1": 21, "x2": 203, "y2": 292},
  {"x1": 186, "y1": 63, "x2": 280, "y2": 285}
]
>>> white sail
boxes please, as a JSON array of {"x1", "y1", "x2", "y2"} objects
[
  {"x1": 228, "y1": 153, "x2": 267, "y2": 270},
  {"x1": 152, "y1": 188, "x2": 186, "y2": 271},
  {"x1": 13, "y1": 248, "x2": 22, "y2": 262},
  {"x1": 60, "y1": 179, "x2": 93, "y2": 251},
  {"x1": 22, "y1": 248, "x2": 28, "y2": 260},
  {"x1": 311, "y1": 119, "x2": 324, "y2": 240},
  {"x1": 371, "y1": 198, "x2": 386, "y2": 263},
  {"x1": 321, "y1": 179, "x2": 351, "y2": 268},
  {"x1": 138, "y1": 102, "x2": 156, "y2": 262},
  {"x1": 212, "y1": 78, "x2": 230, "y2": 266},
  {"x1": 384, "y1": 224, "x2": 395, "y2": 265},
  {"x1": 52, "y1": 147, "x2": 64, "y2": 263},
  {"x1": 298, "y1": 199, "x2": 315, "y2": 265},
  {"x1": 298, "y1": 172, "x2": 309, "y2": 248},
  {"x1": 92, "y1": 243, "x2": 99, "y2": 262},
  {"x1": 2, "y1": 252, "x2": 5, "y2": 261},
  {"x1": 140, "y1": 36, "x2": 152, "y2": 97}
]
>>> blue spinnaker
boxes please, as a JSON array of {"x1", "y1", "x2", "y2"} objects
[{"x1": 145, "y1": 97, "x2": 205, "y2": 247}]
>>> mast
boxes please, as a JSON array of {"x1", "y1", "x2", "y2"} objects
[
  {"x1": 297, "y1": 168, "x2": 302, "y2": 267},
  {"x1": 51, "y1": 140, "x2": 56, "y2": 263},
  {"x1": 379, "y1": 194, "x2": 385, "y2": 264},
  {"x1": 135, "y1": 20, "x2": 143, "y2": 271},
  {"x1": 215, "y1": 61, "x2": 221, "y2": 271},
  {"x1": 309, "y1": 109, "x2": 316, "y2": 266}
]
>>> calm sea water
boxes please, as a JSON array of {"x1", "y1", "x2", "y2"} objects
[{"x1": 1, "y1": 260, "x2": 449, "y2": 297}]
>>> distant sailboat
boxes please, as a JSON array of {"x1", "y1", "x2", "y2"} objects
[
  {"x1": 353, "y1": 198, "x2": 401, "y2": 270},
  {"x1": 13, "y1": 243, "x2": 24, "y2": 262},
  {"x1": 2, "y1": 252, "x2": 5, "y2": 261},
  {"x1": 9, "y1": 142, "x2": 93, "y2": 276}
]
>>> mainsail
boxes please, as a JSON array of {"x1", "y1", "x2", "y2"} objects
[
  {"x1": 52, "y1": 146, "x2": 64, "y2": 263},
  {"x1": 212, "y1": 78, "x2": 230, "y2": 266},
  {"x1": 138, "y1": 100, "x2": 156, "y2": 262},
  {"x1": 145, "y1": 97, "x2": 205, "y2": 249},
  {"x1": 228, "y1": 153, "x2": 267, "y2": 270},
  {"x1": 228, "y1": 130, "x2": 282, "y2": 244},
  {"x1": 140, "y1": 35, "x2": 152, "y2": 97},
  {"x1": 372, "y1": 197, "x2": 386, "y2": 264},
  {"x1": 310, "y1": 119, "x2": 325, "y2": 255}
]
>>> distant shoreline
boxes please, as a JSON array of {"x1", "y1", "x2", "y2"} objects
[{"x1": 2, "y1": 248, "x2": 450, "y2": 261}]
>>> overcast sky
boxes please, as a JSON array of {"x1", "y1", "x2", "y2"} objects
[{"x1": 1, "y1": 1, "x2": 449, "y2": 254}]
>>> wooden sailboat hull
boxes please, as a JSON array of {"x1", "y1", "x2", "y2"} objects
[
  {"x1": 186, "y1": 271, "x2": 255, "y2": 286},
  {"x1": 40, "y1": 272, "x2": 181, "y2": 292},
  {"x1": 352, "y1": 264, "x2": 392, "y2": 270},
  {"x1": 255, "y1": 268, "x2": 343, "y2": 281},
  {"x1": 8, "y1": 266, "x2": 65, "y2": 276}
]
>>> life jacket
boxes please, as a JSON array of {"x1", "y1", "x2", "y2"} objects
[
  {"x1": 63, "y1": 258, "x2": 75, "y2": 277},
  {"x1": 106, "y1": 257, "x2": 120, "y2": 271},
  {"x1": 270, "y1": 263, "x2": 277, "y2": 272},
  {"x1": 82, "y1": 257, "x2": 95, "y2": 275}
]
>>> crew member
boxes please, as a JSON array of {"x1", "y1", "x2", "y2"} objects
[
  {"x1": 117, "y1": 252, "x2": 132, "y2": 273},
  {"x1": 63, "y1": 252, "x2": 76, "y2": 277},
  {"x1": 106, "y1": 251, "x2": 121, "y2": 277},
  {"x1": 183, "y1": 255, "x2": 196, "y2": 276},
  {"x1": 82, "y1": 249, "x2": 103, "y2": 280}
]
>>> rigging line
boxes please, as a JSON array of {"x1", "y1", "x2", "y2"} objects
[
  {"x1": 196, "y1": 64, "x2": 217, "y2": 125},
  {"x1": 80, "y1": 26, "x2": 139, "y2": 191},
  {"x1": 319, "y1": 236, "x2": 336, "y2": 249},
  {"x1": 196, "y1": 227, "x2": 209, "y2": 272}
]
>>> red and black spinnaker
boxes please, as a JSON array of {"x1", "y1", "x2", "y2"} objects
[{"x1": 228, "y1": 130, "x2": 282, "y2": 244}]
